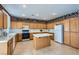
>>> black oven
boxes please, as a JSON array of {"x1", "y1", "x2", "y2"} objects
[{"x1": 22, "y1": 30, "x2": 29, "y2": 39}]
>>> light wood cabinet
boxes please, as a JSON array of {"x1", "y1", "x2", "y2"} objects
[
  {"x1": 64, "y1": 32, "x2": 70, "y2": 45},
  {"x1": 3, "y1": 12, "x2": 7, "y2": 29},
  {"x1": 0, "y1": 10, "x2": 3, "y2": 28},
  {"x1": 33, "y1": 36, "x2": 51, "y2": 50},
  {"x1": 70, "y1": 17, "x2": 79, "y2": 32},
  {"x1": 63, "y1": 19, "x2": 70, "y2": 31},
  {"x1": 16, "y1": 33, "x2": 22, "y2": 42},
  {"x1": 7, "y1": 38, "x2": 13, "y2": 55},
  {"x1": 11, "y1": 21, "x2": 17, "y2": 29},
  {"x1": 29, "y1": 22, "x2": 46, "y2": 29},
  {"x1": 47, "y1": 23, "x2": 54, "y2": 29},
  {"x1": 16, "y1": 21, "x2": 23, "y2": 29},
  {"x1": 70, "y1": 32, "x2": 79, "y2": 48}
]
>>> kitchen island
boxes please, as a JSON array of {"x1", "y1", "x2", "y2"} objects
[{"x1": 33, "y1": 33, "x2": 53, "y2": 50}]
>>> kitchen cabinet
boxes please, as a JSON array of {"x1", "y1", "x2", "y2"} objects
[
  {"x1": 11, "y1": 21, "x2": 17, "y2": 29},
  {"x1": 29, "y1": 23, "x2": 35, "y2": 29},
  {"x1": 3, "y1": 12, "x2": 7, "y2": 29},
  {"x1": 16, "y1": 33, "x2": 22, "y2": 42},
  {"x1": 22, "y1": 22, "x2": 29, "y2": 28},
  {"x1": 63, "y1": 19, "x2": 70, "y2": 31},
  {"x1": 7, "y1": 38, "x2": 13, "y2": 55},
  {"x1": 47, "y1": 23, "x2": 54, "y2": 29},
  {"x1": 64, "y1": 32, "x2": 70, "y2": 45},
  {"x1": 70, "y1": 32, "x2": 79, "y2": 48},
  {"x1": 16, "y1": 21, "x2": 23, "y2": 29},
  {"x1": 70, "y1": 17, "x2": 79, "y2": 32},
  {"x1": 0, "y1": 10, "x2": 3, "y2": 28},
  {"x1": 30, "y1": 22, "x2": 46, "y2": 29},
  {"x1": 15, "y1": 34, "x2": 18, "y2": 45}
]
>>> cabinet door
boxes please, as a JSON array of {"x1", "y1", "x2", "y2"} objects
[
  {"x1": 17, "y1": 21, "x2": 23, "y2": 29},
  {"x1": 64, "y1": 19, "x2": 70, "y2": 31},
  {"x1": 70, "y1": 17, "x2": 79, "y2": 32},
  {"x1": 3, "y1": 13, "x2": 7, "y2": 29},
  {"x1": 7, "y1": 38, "x2": 13, "y2": 55},
  {"x1": 47, "y1": 23, "x2": 53, "y2": 29},
  {"x1": 64, "y1": 32, "x2": 70, "y2": 45},
  {"x1": 0, "y1": 10, "x2": 3, "y2": 28},
  {"x1": 11, "y1": 21, "x2": 17, "y2": 29},
  {"x1": 71, "y1": 32, "x2": 79, "y2": 48},
  {"x1": 17, "y1": 33, "x2": 22, "y2": 42}
]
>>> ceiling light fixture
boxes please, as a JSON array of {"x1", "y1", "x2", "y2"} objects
[
  {"x1": 22, "y1": 14, "x2": 25, "y2": 17},
  {"x1": 35, "y1": 13, "x2": 39, "y2": 16},
  {"x1": 22, "y1": 4, "x2": 27, "y2": 8},
  {"x1": 52, "y1": 13, "x2": 57, "y2": 15}
]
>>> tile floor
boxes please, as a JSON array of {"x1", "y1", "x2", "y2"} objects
[{"x1": 13, "y1": 40, "x2": 79, "y2": 55}]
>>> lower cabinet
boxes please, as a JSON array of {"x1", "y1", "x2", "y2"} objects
[
  {"x1": 16, "y1": 33, "x2": 22, "y2": 42},
  {"x1": 64, "y1": 32, "x2": 70, "y2": 45},
  {"x1": 7, "y1": 38, "x2": 13, "y2": 55},
  {"x1": 71, "y1": 32, "x2": 79, "y2": 48},
  {"x1": 64, "y1": 32, "x2": 79, "y2": 49}
]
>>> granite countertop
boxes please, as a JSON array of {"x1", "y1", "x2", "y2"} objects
[
  {"x1": 33, "y1": 33, "x2": 53, "y2": 38},
  {"x1": 0, "y1": 33, "x2": 17, "y2": 43}
]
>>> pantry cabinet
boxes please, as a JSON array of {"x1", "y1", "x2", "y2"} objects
[
  {"x1": 63, "y1": 19, "x2": 70, "y2": 32},
  {"x1": 70, "y1": 32, "x2": 79, "y2": 48},
  {"x1": 70, "y1": 17, "x2": 79, "y2": 32},
  {"x1": 64, "y1": 32, "x2": 70, "y2": 45}
]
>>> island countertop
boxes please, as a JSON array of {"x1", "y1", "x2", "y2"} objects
[{"x1": 33, "y1": 33, "x2": 53, "y2": 38}]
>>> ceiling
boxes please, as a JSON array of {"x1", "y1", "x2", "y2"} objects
[{"x1": 2, "y1": 4, "x2": 79, "y2": 21}]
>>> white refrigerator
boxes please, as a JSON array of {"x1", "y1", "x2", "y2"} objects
[{"x1": 54, "y1": 24, "x2": 64, "y2": 44}]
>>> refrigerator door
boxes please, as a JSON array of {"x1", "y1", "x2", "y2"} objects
[{"x1": 54, "y1": 25, "x2": 64, "y2": 43}]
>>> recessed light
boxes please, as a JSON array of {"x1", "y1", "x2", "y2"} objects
[
  {"x1": 22, "y1": 14, "x2": 25, "y2": 17},
  {"x1": 22, "y1": 4, "x2": 27, "y2": 8},
  {"x1": 52, "y1": 13, "x2": 57, "y2": 15},
  {"x1": 43, "y1": 18, "x2": 46, "y2": 20},
  {"x1": 35, "y1": 13, "x2": 39, "y2": 16}
]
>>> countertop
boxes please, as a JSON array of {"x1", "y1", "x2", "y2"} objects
[
  {"x1": 33, "y1": 33, "x2": 53, "y2": 38},
  {"x1": 0, "y1": 33, "x2": 17, "y2": 43}
]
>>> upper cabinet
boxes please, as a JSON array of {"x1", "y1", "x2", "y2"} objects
[
  {"x1": 11, "y1": 21, "x2": 17, "y2": 29},
  {"x1": 0, "y1": 9, "x2": 8, "y2": 29},
  {"x1": 63, "y1": 19, "x2": 70, "y2": 32},
  {"x1": 29, "y1": 22, "x2": 46, "y2": 29},
  {"x1": 0, "y1": 10, "x2": 3, "y2": 28},
  {"x1": 3, "y1": 11, "x2": 7, "y2": 29},
  {"x1": 70, "y1": 17, "x2": 79, "y2": 32},
  {"x1": 47, "y1": 23, "x2": 54, "y2": 29},
  {"x1": 16, "y1": 21, "x2": 23, "y2": 29}
]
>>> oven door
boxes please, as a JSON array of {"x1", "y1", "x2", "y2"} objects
[{"x1": 22, "y1": 33, "x2": 29, "y2": 39}]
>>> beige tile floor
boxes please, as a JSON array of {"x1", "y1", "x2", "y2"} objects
[{"x1": 13, "y1": 40, "x2": 79, "y2": 55}]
